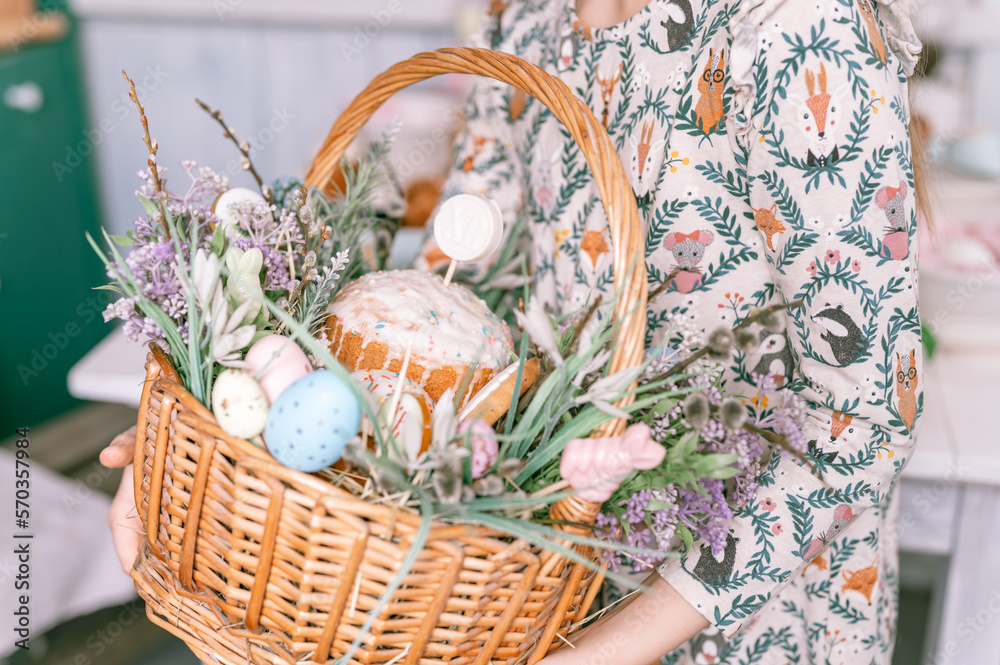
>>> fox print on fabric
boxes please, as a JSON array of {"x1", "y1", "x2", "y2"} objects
[
  {"x1": 442, "y1": 0, "x2": 923, "y2": 660},
  {"x1": 630, "y1": 119, "x2": 665, "y2": 197},
  {"x1": 695, "y1": 48, "x2": 726, "y2": 135},
  {"x1": 792, "y1": 63, "x2": 847, "y2": 167},
  {"x1": 896, "y1": 349, "x2": 918, "y2": 431}
]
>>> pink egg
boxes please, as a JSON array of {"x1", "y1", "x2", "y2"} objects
[{"x1": 243, "y1": 335, "x2": 313, "y2": 403}]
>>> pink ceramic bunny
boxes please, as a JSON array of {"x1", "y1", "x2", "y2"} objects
[{"x1": 559, "y1": 423, "x2": 666, "y2": 502}]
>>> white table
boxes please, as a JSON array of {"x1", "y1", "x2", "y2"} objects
[
  {"x1": 894, "y1": 350, "x2": 1000, "y2": 664},
  {"x1": 67, "y1": 331, "x2": 1000, "y2": 662}
]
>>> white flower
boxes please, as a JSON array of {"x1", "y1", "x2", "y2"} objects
[
  {"x1": 573, "y1": 366, "x2": 643, "y2": 418},
  {"x1": 515, "y1": 297, "x2": 564, "y2": 365},
  {"x1": 208, "y1": 284, "x2": 256, "y2": 365},
  {"x1": 608, "y1": 25, "x2": 625, "y2": 40},
  {"x1": 191, "y1": 248, "x2": 221, "y2": 309},
  {"x1": 631, "y1": 63, "x2": 651, "y2": 92},
  {"x1": 808, "y1": 216, "x2": 824, "y2": 230},
  {"x1": 824, "y1": 228, "x2": 837, "y2": 242},
  {"x1": 835, "y1": 213, "x2": 848, "y2": 226},
  {"x1": 573, "y1": 349, "x2": 612, "y2": 387},
  {"x1": 684, "y1": 185, "x2": 700, "y2": 199},
  {"x1": 861, "y1": 374, "x2": 874, "y2": 386},
  {"x1": 867, "y1": 387, "x2": 881, "y2": 402},
  {"x1": 683, "y1": 294, "x2": 700, "y2": 308},
  {"x1": 429, "y1": 388, "x2": 458, "y2": 453}
]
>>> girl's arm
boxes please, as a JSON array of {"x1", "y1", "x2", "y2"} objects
[{"x1": 540, "y1": 574, "x2": 708, "y2": 665}]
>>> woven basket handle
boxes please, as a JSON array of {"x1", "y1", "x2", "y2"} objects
[{"x1": 306, "y1": 47, "x2": 647, "y2": 438}]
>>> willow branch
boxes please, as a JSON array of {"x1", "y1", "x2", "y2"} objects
[
  {"x1": 123, "y1": 70, "x2": 169, "y2": 239},
  {"x1": 194, "y1": 98, "x2": 271, "y2": 203},
  {"x1": 657, "y1": 299, "x2": 804, "y2": 380}
]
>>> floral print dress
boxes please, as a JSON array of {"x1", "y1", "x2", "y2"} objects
[{"x1": 419, "y1": 0, "x2": 924, "y2": 661}]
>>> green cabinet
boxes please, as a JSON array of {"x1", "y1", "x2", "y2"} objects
[{"x1": 0, "y1": 10, "x2": 108, "y2": 434}]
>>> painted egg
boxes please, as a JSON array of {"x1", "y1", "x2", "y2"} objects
[
  {"x1": 264, "y1": 369, "x2": 361, "y2": 472},
  {"x1": 211, "y1": 187, "x2": 268, "y2": 237},
  {"x1": 244, "y1": 335, "x2": 313, "y2": 403},
  {"x1": 211, "y1": 369, "x2": 269, "y2": 439},
  {"x1": 351, "y1": 370, "x2": 434, "y2": 462}
]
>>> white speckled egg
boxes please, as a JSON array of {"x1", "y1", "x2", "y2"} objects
[
  {"x1": 244, "y1": 335, "x2": 313, "y2": 403},
  {"x1": 211, "y1": 369, "x2": 269, "y2": 439},
  {"x1": 264, "y1": 370, "x2": 361, "y2": 472}
]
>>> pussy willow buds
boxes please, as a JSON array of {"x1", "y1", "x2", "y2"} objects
[
  {"x1": 735, "y1": 329, "x2": 759, "y2": 354},
  {"x1": 706, "y1": 327, "x2": 735, "y2": 359},
  {"x1": 720, "y1": 397, "x2": 749, "y2": 431},
  {"x1": 755, "y1": 309, "x2": 784, "y2": 334},
  {"x1": 683, "y1": 393, "x2": 710, "y2": 430}
]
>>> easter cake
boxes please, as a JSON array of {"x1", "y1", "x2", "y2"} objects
[{"x1": 325, "y1": 269, "x2": 513, "y2": 404}]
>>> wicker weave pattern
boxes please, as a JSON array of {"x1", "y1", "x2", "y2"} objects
[{"x1": 130, "y1": 48, "x2": 644, "y2": 665}]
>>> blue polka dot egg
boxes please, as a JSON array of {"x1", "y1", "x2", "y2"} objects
[{"x1": 264, "y1": 369, "x2": 361, "y2": 472}]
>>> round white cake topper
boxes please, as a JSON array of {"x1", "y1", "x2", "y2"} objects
[
  {"x1": 212, "y1": 187, "x2": 268, "y2": 235},
  {"x1": 433, "y1": 194, "x2": 504, "y2": 263}
]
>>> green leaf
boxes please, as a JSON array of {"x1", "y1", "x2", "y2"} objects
[
  {"x1": 137, "y1": 194, "x2": 160, "y2": 220},
  {"x1": 678, "y1": 524, "x2": 693, "y2": 551},
  {"x1": 210, "y1": 222, "x2": 227, "y2": 256},
  {"x1": 93, "y1": 284, "x2": 128, "y2": 297},
  {"x1": 109, "y1": 234, "x2": 134, "y2": 247}
]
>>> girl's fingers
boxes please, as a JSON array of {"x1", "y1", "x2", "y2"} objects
[
  {"x1": 108, "y1": 463, "x2": 143, "y2": 574},
  {"x1": 99, "y1": 426, "x2": 137, "y2": 469}
]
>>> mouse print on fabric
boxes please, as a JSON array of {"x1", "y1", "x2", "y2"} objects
[
  {"x1": 661, "y1": 230, "x2": 714, "y2": 293},
  {"x1": 441, "y1": 0, "x2": 924, "y2": 660},
  {"x1": 877, "y1": 183, "x2": 909, "y2": 260}
]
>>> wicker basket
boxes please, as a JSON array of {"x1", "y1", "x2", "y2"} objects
[{"x1": 130, "y1": 47, "x2": 647, "y2": 665}]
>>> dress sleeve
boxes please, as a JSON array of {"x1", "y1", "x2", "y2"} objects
[
  {"x1": 413, "y1": 10, "x2": 525, "y2": 274},
  {"x1": 656, "y1": 0, "x2": 924, "y2": 637}
]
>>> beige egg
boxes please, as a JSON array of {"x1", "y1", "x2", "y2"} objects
[{"x1": 211, "y1": 369, "x2": 269, "y2": 439}]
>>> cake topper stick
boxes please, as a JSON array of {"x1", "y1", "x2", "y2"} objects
[
  {"x1": 433, "y1": 194, "x2": 504, "y2": 287},
  {"x1": 442, "y1": 260, "x2": 459, "y2": 287}
]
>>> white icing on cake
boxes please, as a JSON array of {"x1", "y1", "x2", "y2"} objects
[{"x1": 327, "y1": 269, "x2": 513, "y2": 369}]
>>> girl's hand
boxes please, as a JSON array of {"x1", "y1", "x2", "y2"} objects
[
  {"x1": 99, "y1": 426, "x2": 136, "y2": 468},
  {"x1": 100, "y1": 427, "x2": 144, "y2": 574}
]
